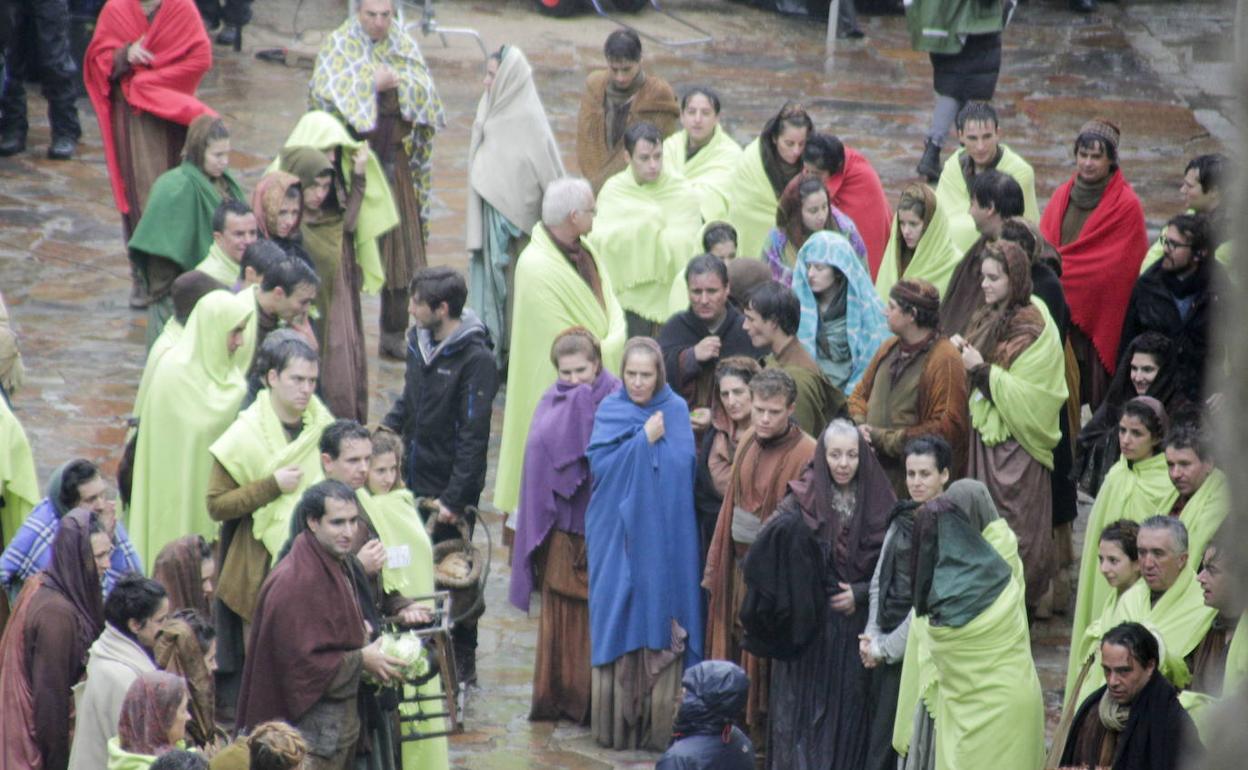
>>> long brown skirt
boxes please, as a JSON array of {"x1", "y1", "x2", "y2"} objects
[
  {"x1": 529, "y1": 530, "x2": 592, "y2": 724},
  {"x1": 968, "y1": 434, "x2": 1053, "y2": 609},
  {"x1": 112, "y1": 86, "x2": 185, "y2": 239},
  {"x1": 591, "y1": 649, "x2": 682, "y2": 752},
  {"x1": 305, "y1": 216, "x2": 368, "y2": 423}
]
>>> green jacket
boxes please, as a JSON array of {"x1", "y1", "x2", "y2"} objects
[{"x1": 906, "y1": 0, "x2": 1004, "y2": 53}]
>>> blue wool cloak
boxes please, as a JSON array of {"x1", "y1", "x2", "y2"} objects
[{"x1": 585, "y1": 384, "x2": 704, "y2": 669}]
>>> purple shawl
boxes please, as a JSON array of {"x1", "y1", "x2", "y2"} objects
[{"x1": 509, "y1": 370, "x2": 621, "y2": 611}]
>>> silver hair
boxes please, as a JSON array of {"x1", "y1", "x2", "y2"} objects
[
  {"x1": 822, "y1": 418, "x2": 858, "y2": 443},
  {"x1": 1139, "y1": 515, "x2": 1189, "y2": 556},
  {"x1": 541, "y1": 177, "x2": 594, "y2": 228},
  {"x1": 353, "y1": 0, "x2": 396, "y2": 11}
]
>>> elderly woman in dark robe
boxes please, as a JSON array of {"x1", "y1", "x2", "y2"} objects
[
  {"x1": 585, "y1": 337, "x2": 703, "y2": 751},
  {"x1": 0, "y1": 509, "x2": 107, "y2": 770},
  {"x1": 767, "y1": 418, "x2": 895, "y2": 769},
  {"x1": 510, "y1": 328, "x2": 620, "y2": 724}
]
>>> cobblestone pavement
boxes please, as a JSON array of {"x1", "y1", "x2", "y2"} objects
[{"x1": 0, "y1": 0, "x2": 1233, "y2": 765}]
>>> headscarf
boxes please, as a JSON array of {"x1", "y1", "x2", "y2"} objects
[
  {"x1": 890, "y1": 278, "x2": 941, "y2": 319},
  {"x1": 910, "y1": 496, "x2": 1012, "y2": 627},
  {"x1": 117, "y1": 671, "x2": 188, "y2": 756},
  {"x1": 152, "y1": 535, "x2": 211, "y2": 617},
  {"x1": 620, "y1": 336, "x2": 667, "y2": 401},
  {"x1": 279, "y1": 147, "x2": 334, "y2": 192},
  {"x1": 964, "y1": 240, "x2": 1041, "y2": 366},
  {"x1": 792, "y1": 231, "x2": 889, "y2": 390},
  {"x1": 154, "y1": 618, "x2": 215, "y2": 748},
  {"x1": 886, "y1": 279, "x2": 942, "y2": 385},
  {"x1": 942, "y1": 478, "x2": 1000, "y2": 532},
  {"x1": 896, "y1": 183, "x2": 937, "y2": 263},
  {"x1": 783, "y1": 426, "x2": 895, "y2": 581},
  {"x1": 43, "y1": 508, "x2": 105, "y2": 651},
  {"x1": 250, "y1": 171, "x2": 302, "y2": 239},
  {"x1": 183, "y1": 115, "x2": 227, "y2": 174},
  {"x1": 758, "y1": 102, "x2": 813, "y2": 196}
]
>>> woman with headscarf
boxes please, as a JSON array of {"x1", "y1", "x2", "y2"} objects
[
  {"x1": 0, "y1": 509, "x2": 107, "y2": 770},
  {"x1": 1067, "y1": 396, "x2": 1176, "y2": 698},
  {"x1": 510, "y1": 329, "x2": 620, "y2": 724},
  {"x1": 128, "y1": 116, "x2": 245, "y2": 347},
  {"x1": 151, "y1": 535, "x2": 213, "y2": 617},
  {"x1": 586, "y1": 337, "x2": 703, "y2": 751},
  {"x1": 763, "y1": 175, "x2": 868, "y2": 286},
  {"x1": 694, "y1": 356, "x2": 759, "y2": 564},
  {"x1": 874, "y1": 184, "x2": 959, "y2": 303},
  {"x1": 279, "y1": 141, "x2": 370, "y2": 422},
  {"x1": 767, "y1": 419, "x2": 895, "y2": 769},
  {"x1": 792, "y1": 231, "x2": 888, "y2": 393},
  {"x1": 1075, "y1": 333, "x2": 1184, "y2": 495},
  {"x1": 950, "y1": 241, "x2": 1066, "y2": 612},
  {"x1": 905, "y1": 488, "x2": 1043, "y2": 770},
  {"x1": 726, "y1": 102, "x2": 815, "y2": 260},
  {"x1": 153, "y1": 609, "x2": 218, "y2": 751},
  {"x1": 107, "y1": 671, "x2": 190, "y2": 769},
  {"x1": 467, "y1": 45, "x2": 566, "y2": 372},
  {"x1": 128, "y1": 290, "x2": 253, "y2": 568},
  {"x1": 250, "y1": 171, "x2": 312, "y2": 268}
]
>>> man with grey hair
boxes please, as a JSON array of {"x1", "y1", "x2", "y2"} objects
[
  {"x1": 310, "y1": 0, "x2": 446, "y2": 359},
  {"x1": 1066, "y1": 516, "x2": 1216, "y2": 709},
  {"x1": 493, "y1": 177, "x2": 628, "y2": 528}
]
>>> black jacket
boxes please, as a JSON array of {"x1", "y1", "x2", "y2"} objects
[
  {"x1": 382, "y1": 311, "x2": 498, "y2": 512},
  {"x1": 658, "y1": 304, "x2": 765, "y2": 410},
  {"x1": 739, "y1": 506, "x2": 826, "y2": 661},
  {"x1": 1118, "y1": 260, "x2": 1224, "y2": 402},
  {"x1": 656, "y1": 661, "x2": 754, "y2": 770}
]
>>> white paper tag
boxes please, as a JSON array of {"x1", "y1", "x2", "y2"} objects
[{"x1": 386, "y1": 545, "x2": 411, "y2": 569}]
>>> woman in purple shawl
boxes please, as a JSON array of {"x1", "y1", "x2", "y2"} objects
[
  {"x1": 510, "y1": 327, "x2": 620, "y2": 724},
  {"x1": 585, "y1": 336, "x2": 704, "y2": 752}
]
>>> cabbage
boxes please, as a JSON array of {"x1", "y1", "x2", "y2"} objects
[{"x1": 373, "y1": 631, "x2": 430, "y2": 682}]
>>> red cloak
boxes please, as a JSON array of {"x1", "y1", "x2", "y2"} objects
[
  {"x1": 236, "y1": 531, "x2": 367, "y2": 728},
  {"x1": 1040, "y1": 169, "x2": 1148, "y2": 374},
  {"x1": 83, "y1": 0, "x2": 215, "y2": 215},
  {"x1": 824, "y1": 147, "x2": 892, "y2": 281}
]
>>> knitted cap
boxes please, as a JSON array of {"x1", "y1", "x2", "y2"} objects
[{"x1": 1079, "y1": 118, "x2": 1120, "y2": 153}]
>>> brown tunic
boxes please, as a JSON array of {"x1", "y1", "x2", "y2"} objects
[
  {"x1": 702, "y1": 424, "x2": 817, "y2": 729},
  {"x1": 848, "y1": 336, "x2": 969, "y2": 495},
  {"x1": 529, "y1": 530, "x2": 591, "y2": 724},
  {"x1": 1187, "y1": 615, "x2": 1234, "y2": 696},
  {"x1": 365, "y1": 89, "x2": 427, "y2": 298},
  {"x1": 764, "y1": 336, "x2": 845, "y2": 438},
  {"x1": 207, "y1": 458, "x2": 282, "y2": 623}
]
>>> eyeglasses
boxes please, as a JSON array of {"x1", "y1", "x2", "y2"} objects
[{"x1": 1159, "y1": 235, "x2": 1190, "y2": 252}]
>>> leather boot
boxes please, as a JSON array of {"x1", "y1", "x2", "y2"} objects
[{"x1": 916, "y1": 139, "x2": 942, "y2": 183}]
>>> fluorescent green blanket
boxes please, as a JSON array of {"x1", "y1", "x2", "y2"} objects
[
  {"x1": 663, "y1": 125, "x2": 742, "y2": 223},
  {"x1": 1066, "y1": 451, "x2": 1177, "y2": 697},
  {"x1": 195, "y1": 242, "x2": 237, "y2": 286},
  {"x1": 0, "y1": 396, "x2": 38, "y2": 549},
  {"x1": 129, "y1": 291, "x2": 253, "y2": 567},
  {"x1": 725, "y1": 137, "x2": 777, "y2": 261},
  {"x1": 493, "y1": 224, "x2": 627, "y2": 515},
  {"x1": 934, "y1": 144, "x2": 1039, "y2": 253},
  {"x1": 1178, "y1": 468, "x2": 1228, "y2": 563},
  {"x1": 969, "y1": 298, "x2": 1066, "y2": 469},
  {"x1": 589, "y1": 166, "x2": 702, "y2": 323},
  {"x1": 874, "y1": 201, "x2": 961, "y2": 302},
  {"x1": 272, "y1": 111, "x2": 399, "y2": 294},
  {"x1": 209, "y1": 389, "x2": 334, "y2": 556}
]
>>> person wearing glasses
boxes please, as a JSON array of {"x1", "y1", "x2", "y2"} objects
[
  {"x1": 1039, "y1": 118, "x2": 1149, "y2": 411},
  {"x1": 1117, "y1": 214, "x2": 1225, "y2": 404}
]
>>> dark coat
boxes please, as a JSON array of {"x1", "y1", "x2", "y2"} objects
[
  {"x1": 930, "y1": 32, "x2": 1002, "y2": 101},
  {"x1": 1118, "y1": 260, "x2": 1224, "y2": 402},
  {"x1": 382, "y1": 312, "x2": 499, "y2": 512},
  {"x1": 658, "y1": 304, "x2": 765, "y2": 411},
  {"x1": 1060, "y1": 670, "x2": 1202, "y2": 770},
  {"x1": 738, "y1": 507, "x2": 825, "y2": 661},
  {"x1": 656, "y1": 661, "x2": 754, "y2": 770}
]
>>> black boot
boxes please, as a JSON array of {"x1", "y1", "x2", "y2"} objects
[
  {"x1": 47, "y1": 135, "x2": 76, "y2": 160},
  {"x1": 215, "y1": 25, "x2": 241, "y2": 49},
  {"x1": 0, "y1": 128, "x2": 26, "y2": 157},
  {"x1": 916, "y1": 139, "x2": 942, "y2": 183}
]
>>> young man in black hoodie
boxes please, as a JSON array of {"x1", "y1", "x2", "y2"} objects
[{"x1": 382, "y1": 266, "x2": 498, "y2": 684}]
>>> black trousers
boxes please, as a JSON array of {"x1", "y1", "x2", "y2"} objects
[
  {"x1": 194, "y1": 0, "x2": 251, "y2": 28},
  {"x1": 0, "y1": 0, "x2": 81, "y2": 140}
]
